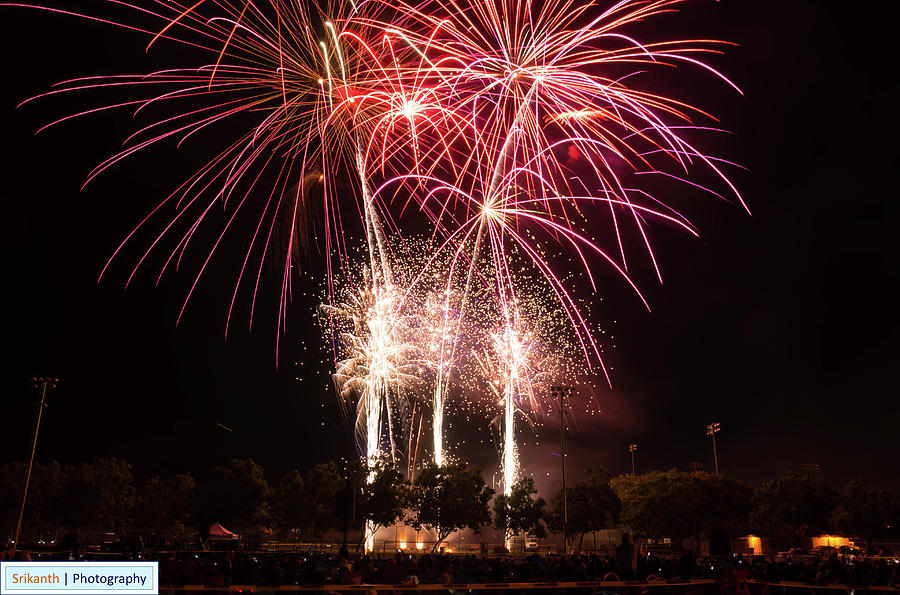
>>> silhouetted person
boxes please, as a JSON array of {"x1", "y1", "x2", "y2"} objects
[
  {"x1": 679, "y1": 549, "x2": 699, "y2": 579},
  {"x1": 615, "y1": 533, "x2": 636, "y2": 579}
]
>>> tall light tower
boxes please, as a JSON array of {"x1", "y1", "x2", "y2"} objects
[
  {"x1": 627, "y1": 443, "x2": 637, "y2": 475},
  {"x1": 550, "y1": 385, "x2": 572, "y2": 554},
  {"x1": 706, "y1": 422, "x2": 721, "y2": 475},
  {"x1": 802, "y1": 462, "x2": 822, "y2": 480},
  {"x1": 12, "y1": 377, "x2": 58, "y2": 556}
]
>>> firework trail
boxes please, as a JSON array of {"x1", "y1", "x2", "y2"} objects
[
  {"x1": 318, "y1": 264, "x2": 424, "y2": 550},
  {"x1": 461, "y1": 258, "x2": 570, "y2": 498},
  {"x1": 474, "y1": 320, "x2": 543, "y2": 498}
]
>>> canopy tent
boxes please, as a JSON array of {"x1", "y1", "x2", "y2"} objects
[{"x1": 208, "y1": 523, "x2": 239, "y2": 540}]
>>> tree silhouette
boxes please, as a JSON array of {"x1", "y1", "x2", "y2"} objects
[
  {"x1": 408, "y1": 462, "x2": 493, "y2": 552},
  {"x1": 750, "y1": 470, "x2": 836, "y2": 546},
  {"x1": 551, "y1": 468, "x2": 620, "y2": 549},
  {"x1": 494, "y1": 476, "x2": 546, "y2": 551}
]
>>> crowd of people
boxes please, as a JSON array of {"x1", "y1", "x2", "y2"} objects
[
  {"x1": 125, "y1": 543, "x2": 900, "y2": 589},
  {"x1": 7, "y1": 535, "x2": 899, "y2": 590}
]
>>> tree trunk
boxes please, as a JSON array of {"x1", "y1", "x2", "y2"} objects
[
  {"x1": 432, "y1": 530, "x2": 450, "y2": 553},
  {"x1": 356, "y1": 519, "x2": 365, "y2": 553},
  {"x1": 340, "y1": 510, "x2": 349, "y2": 555}
]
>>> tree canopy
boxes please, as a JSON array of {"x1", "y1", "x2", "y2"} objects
[
  {"x1": 550, "y1": 468, "x2": 620, "y2": 549},
  {"x1": 831, "y1": 479, "x2": 899, "y2": 546},
  {"x1": 408, "y1": 462, "x2": 493, "y2": 552},
  {"x1": 134, "y1": 473, "x2": 196, "y2": 533},
  {"x1": 301, "y1": 461, "x2": 344, "y2": 537},
  {"x1": 494, "y1": 476, "x2": 547, "y2": 548},
  {"x1": 357, "y1": 456, "x2": 408, "y2": 534},
  {"x1": 611, "y1": 469, "x2": 751, "y2": 541},
  {"x1": 750, "y1": 470, "x2": 837, "y2": 544},
  {"x1": 269, "y1": 470, "x2": 306, "y2": 538},
  {"x1": 196, "y1": 458, "x2": 269, "y2": 532},
  {"x1": 64, "y1": 458, "x2": 136, "y2": 533}
]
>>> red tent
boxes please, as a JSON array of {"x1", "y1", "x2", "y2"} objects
[{"x1": 208, "y1": 523, "x2": 239, "y2": 540}]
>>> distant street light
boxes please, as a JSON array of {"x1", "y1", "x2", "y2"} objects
[
  {"x1": 802, "y1": 462, "x2": 821, "y2": 477},
  {"x1": 706, "y1": 422, "x2": 721, "y2": 475},
  {"x1": 550, "y1": 385, "x2": 572, "y2": 554},
  {"x1": 627, "y1": 443, "x2": 637, "y2": 475},
  {"x1": 12, "y1": 377, "x2": 58, "y2": 556}
]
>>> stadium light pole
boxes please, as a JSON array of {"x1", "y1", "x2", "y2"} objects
[
  {"x1": 550, "y1": 386, "x2": 572, "y2": 554},
  {"x1": 802, "y1": 462, "x2": 821, "y2": 478},
  {"x1": 628, "y1": 443, "x2": 637, "y2": 475},
  {"x1": 12, "y1": 377, "x2": 58, "y2": 556},
  {"x1": 706, "y1": 422, "x2": 721, "y2": 475}
]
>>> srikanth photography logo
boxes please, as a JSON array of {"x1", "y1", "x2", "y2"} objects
[{"x1": 1, "y1": 561, "x2": 158, "y2": 594}]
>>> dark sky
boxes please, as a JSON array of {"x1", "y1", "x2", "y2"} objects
[{"x1": 1, "y1": 0, "x2": 897, "y2": 491}]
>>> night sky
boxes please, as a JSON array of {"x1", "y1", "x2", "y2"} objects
[{"x1": 1, "y1": 0, "x2": 897, "y2": 491}]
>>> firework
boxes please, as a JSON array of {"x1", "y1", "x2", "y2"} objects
[
  {"x1": 319, "y1": 257, "x2": 425, "y2": 551},
  {"x1": 363, "y1": 0, "x2": 742, "y2": 464},
  {"x1": 8, "y1": 0, "x2": 742, "y2": 493}
]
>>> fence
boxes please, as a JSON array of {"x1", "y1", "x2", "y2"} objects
[{"x1": 260, "y1": 541, "x2": 556, "y2": 557}]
